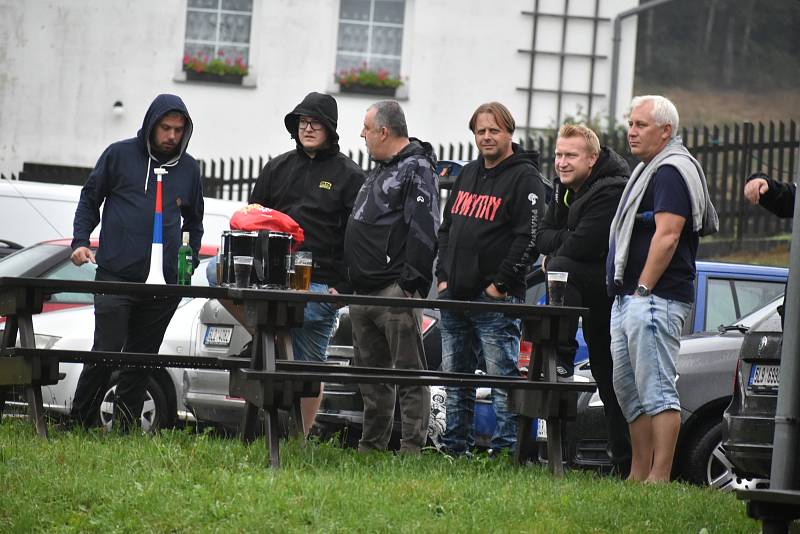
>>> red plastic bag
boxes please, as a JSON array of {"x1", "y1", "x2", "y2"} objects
[{"x1": 230, "y1": 204, "x2": 304, "y2": 248}]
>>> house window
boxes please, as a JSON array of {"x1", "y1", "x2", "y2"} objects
[
  {"x1": 336, "y1": 0, "x2": 405, "y2": 77},
  {"x1": 184, "y1": 0, "x2": 252, "y2": 65}
]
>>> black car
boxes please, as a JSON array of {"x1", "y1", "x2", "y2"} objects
[{"x1": 722, "y1": 297, "x2": 785, "y2": 484}]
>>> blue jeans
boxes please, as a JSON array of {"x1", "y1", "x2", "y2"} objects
[
  {"x1": 440, "y1": 290, "x2": 522, "y2": 452},
  {"x1": 292, "y1": 283, "x2": 338, "y2": 362},
  {"x1": 611, "y1": 294, "x2": 691, "y2": 422}
]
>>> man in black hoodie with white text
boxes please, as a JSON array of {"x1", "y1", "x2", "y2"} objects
[
  {"x1": 70, "y1": 94, "x2": 204, "y2": 431},
  {"x1": 537, "y1": 123, "x2": 631, "y2": 474},
  {"x1": 436, "y1": 102, "x2": 546, "y2": 456},
  {"x1": 249, "y1": 92, "x2": 365, "y2": 435}
]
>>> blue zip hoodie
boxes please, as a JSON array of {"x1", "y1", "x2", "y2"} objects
[{"x1": 72, "y1": 94, "x2": 204, "y2": 283}]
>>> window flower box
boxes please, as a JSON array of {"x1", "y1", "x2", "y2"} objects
[
  {"x1": 335, "y1": 65, "x2": 403, "y2": 98},
  {"x1": 185, "y1": 71, "x2": 244, "y2": 85},
  {"x1": 339, "y1": 84, "x2": 397, "y2": 97},
  {"x1": 183, "y1": 51, "x2": 248, "y2": 86}
]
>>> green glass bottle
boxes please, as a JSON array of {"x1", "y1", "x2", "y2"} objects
[{"x1": 178, "y1": 231, "x2": 193, "y2": 285}]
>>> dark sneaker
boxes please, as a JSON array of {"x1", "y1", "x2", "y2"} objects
[{"x1": 556, "y1": 366, "x2": 574, "y2": 383}]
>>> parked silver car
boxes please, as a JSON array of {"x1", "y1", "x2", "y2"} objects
[
  {"x1": 565, "y1": 297, "x2": 783, "y2": 491},
  {"x1": 2, "y1": 257, "x2": 235, "y2": 432}
]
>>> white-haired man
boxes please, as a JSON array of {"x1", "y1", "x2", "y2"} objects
[{"x1": 606, "y1": 95, "x2": 718, "y2": 482}]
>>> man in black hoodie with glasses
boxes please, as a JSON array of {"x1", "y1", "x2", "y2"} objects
[
  {"x1": 537, "y1": 123, "x2": 631, "y2": 475},
  {"x1": 249, "y1": 92, "x2": 365, "y2": 435},
  {"x1": 436, "y1": 101, "x2": 546, "y2": 456},
  {"x1": 70, "y1": 94, "x2": 204, "y2": 431}
]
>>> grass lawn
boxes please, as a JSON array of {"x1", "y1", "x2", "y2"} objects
[{"x1": 0, "y1": 419, "x2": 758, "y2": 533}]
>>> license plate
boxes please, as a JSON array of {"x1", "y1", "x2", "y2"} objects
[
  {"x1": 536, "y1": 419, "x2": 548, "y2": 441},
  {"x1": 748, "y1": 364, "x2": 780, "y2": 389},
  {"x1": 203, "y1": 325, "x2": 233, "y2": 347}
]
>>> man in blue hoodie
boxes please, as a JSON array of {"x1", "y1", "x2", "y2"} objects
[{"x1": 69, "y1": 94, "x2": 204, "y2": 431}]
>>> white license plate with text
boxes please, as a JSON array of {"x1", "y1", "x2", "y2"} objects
[
  {"x1": 749, "y1": 364, "x2": 780, "y2": 389},
  {"x1": 536, "y1": 419, "x2": 547, "y2": 441},
  {"x1": 203, "y1": 325, "x2": 233, "y2": 347}
]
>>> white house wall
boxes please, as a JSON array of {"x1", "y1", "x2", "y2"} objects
[{"x1": 0, "y1": 0, "x2": 639, "y2": 175}]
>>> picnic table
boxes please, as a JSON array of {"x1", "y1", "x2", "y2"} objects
[{"x1": 0, "y1": 276, "x2": 593, "y2": 474}]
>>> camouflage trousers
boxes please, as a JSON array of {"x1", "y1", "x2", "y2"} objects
[{"x1": 350, "y1": 281, "x2": 430, "y2": 453}]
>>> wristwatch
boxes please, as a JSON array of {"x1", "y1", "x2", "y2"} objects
[
  {"x1": 494, "y1": 281, "x2": 508, "y2": 294},
  {"x1": 635, "y1": 284, "x2": 651, "y2": 297}
]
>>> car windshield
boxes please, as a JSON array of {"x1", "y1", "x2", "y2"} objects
[
  {"x1": 0, "y1": 243, "x2": 66, "y2": 277},
  {"x1": 730, "y1": 294, "x2": 784, "y2": 329}
]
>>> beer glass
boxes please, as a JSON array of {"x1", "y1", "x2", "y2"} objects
[
  {"x1": 215, "y1": 251, "x2": 224, "y2": 287},
  {"x1": 290, "y1": 251, "x2": 312, "y2": 291},
  {"x1": 546, "y1": 271, "x2": 569, "y2": 306},
  {"x1": 233, "y1": 256, "x2": 254, "y2": 289}
]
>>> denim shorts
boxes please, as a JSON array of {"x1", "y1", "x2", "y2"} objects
[
  {"x1": 291, "y1": 283, "x2": 338, "y2": 362},
  {"x1": 610, "y1": 294, "x2": 691, "y2": 422}
]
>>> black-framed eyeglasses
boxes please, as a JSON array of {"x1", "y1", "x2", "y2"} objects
[{"x1": 299, "y1": 118, "x2": 323, "y2": 131}]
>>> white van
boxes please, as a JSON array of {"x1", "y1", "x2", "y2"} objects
[{"x1": 0, "y1": 178, "x2": 241, "y2": 248}]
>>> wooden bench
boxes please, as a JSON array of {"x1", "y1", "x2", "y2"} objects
[{"x1": 0, "y1": 276, "x2": 592, "y2": 474}]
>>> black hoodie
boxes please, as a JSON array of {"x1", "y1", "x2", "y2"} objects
[
  {"x1": 72, "y1": 94, "x2": 204, "y2": 283},
  {"x1": 537, "y1": 146, "x2": 629, "y2": 278},
  {"x1": 436, "y1": 144, "x2": 546, "y2": 299},
  {"x1": 249, "y1": 92, "x2": 365, "y2": 291}
]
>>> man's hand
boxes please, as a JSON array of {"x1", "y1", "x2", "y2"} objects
[
  {"x1": 437, "y1": 281, "x2": 448, "y2": 293},
  {"x1": 744, "y1": 178, "x2": 769, "y2": 205},
  {"x1": 327, "y1": 287, "x2": 344, "y2": 309},
  {"x1": 485, "y1": 283, "x2": 506, "y2": 300},
  {"x1": 71, "y1": 246, "x2": 96, "y2": 266}
]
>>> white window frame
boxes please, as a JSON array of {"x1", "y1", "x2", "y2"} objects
[
  {"x1": 176, "y1": 0, "x2": 257, "y2": 87},
  {"x1": 337, "y1": 1, "x2": 403, "y2": 72},
  {"x1": 184, "y1": 0, "x2": 252, "y2": 60}
]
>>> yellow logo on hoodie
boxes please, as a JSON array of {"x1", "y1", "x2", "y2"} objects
[{"x1": 319, "y1": 180, "x2": 332, "y2": 190}]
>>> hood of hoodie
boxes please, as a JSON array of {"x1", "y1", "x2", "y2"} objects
[
  {"x1": 578, "y1": 146, "x2": 630, "y2": 193},
  {"x1": 581, "y1": 146, "x2": 631, "y2": 189},
  {"x1": 284, "y1": 92, "x2": 340, "y2": 153},
  {"x1": 476, "y1": 143, "x2": 541, "y2": 178},
  {"x1": 137, "y1": 94, "x2": 194, "y2": 166},
  {"x1": 380, "y1": 137, "x2": 436, "y2": 168}
]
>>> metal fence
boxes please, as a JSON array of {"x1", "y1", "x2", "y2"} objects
[{"x1": 10, "y1": 120, "x2": 798, "y2": 243}]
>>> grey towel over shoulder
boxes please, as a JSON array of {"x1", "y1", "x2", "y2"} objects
[{"x1": 608, "y1": 136, "x2": 719, "y2": 286}]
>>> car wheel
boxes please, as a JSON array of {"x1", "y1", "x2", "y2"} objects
[
  {"x1": 99, "y1": 377, "x2": 171, "y2": 433},
  {"x1": 683, "y1": 420, "x2": 741, "y2": 490}
]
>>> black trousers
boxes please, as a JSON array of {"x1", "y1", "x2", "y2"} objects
[
  {"x1": 70, "y1": 274, "x2": 179, "y2": 430},
  {"x1": 552, "y1": 267, "x2": 632, "y2": 470}
]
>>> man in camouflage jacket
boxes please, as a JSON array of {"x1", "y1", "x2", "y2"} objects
[{"x1": 344, "y1": 100, "x2": 440, "y2": 453}]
